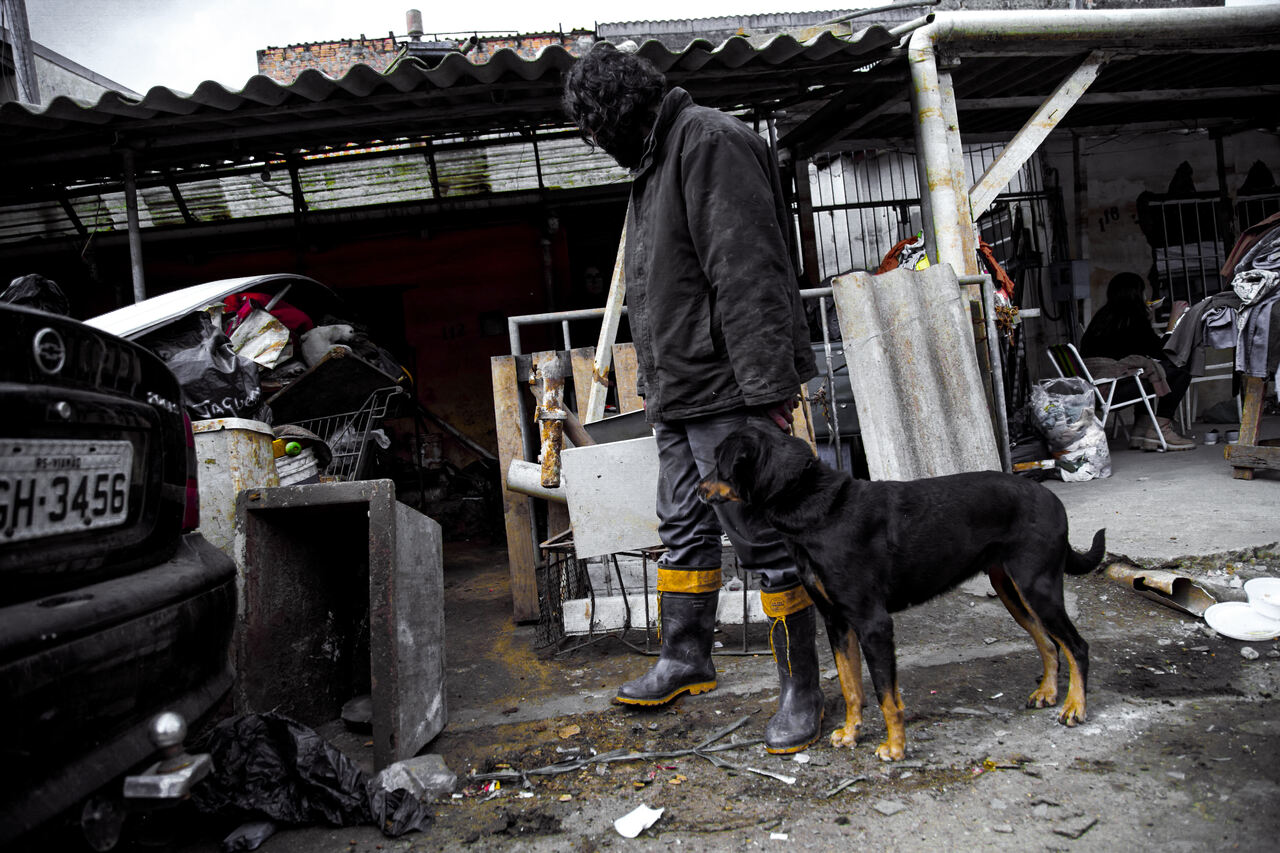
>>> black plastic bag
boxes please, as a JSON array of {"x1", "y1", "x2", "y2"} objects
[
  {"x1": 191, "y1": 713, "x2": 431, "y2": 837},
  {"x1": 1, "y1": 274, "x2": 69, "y2": 315},
  {"x1": 140, "y1": 312, "x2": 270, "y2": 421}
]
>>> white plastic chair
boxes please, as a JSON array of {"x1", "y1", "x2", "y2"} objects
[
  {"x1": 1179, "y1": 353, "x2": 1239, "y2": 430},
  {"x1": 1046, "y1": 343, "x2": 1168, "y2": 451}
]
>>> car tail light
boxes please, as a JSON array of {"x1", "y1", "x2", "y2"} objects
[{"x1": 181, "y1": 414, "x2": 200, "y2": 531}]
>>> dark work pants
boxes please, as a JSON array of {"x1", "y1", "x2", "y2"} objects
[
  {"x1": 652, "y1": 410, "x2": 799, "y2": 590},
  {"x1": 1148, "y1": 358, "x2": 1192, "y2": 419}
]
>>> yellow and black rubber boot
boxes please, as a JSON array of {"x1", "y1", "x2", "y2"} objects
[
  {"x1": 762, "y1": 584, "x2": 824, "y2": 753},
  {"x1": 615, "y1": 566, "x2": 721, "y2": 705}
]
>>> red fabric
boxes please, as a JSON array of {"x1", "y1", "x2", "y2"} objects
[
  {"x1": 977, "y1": 238, "x2": 1017, "y2": 301},
  {"x1": 223, "y1": 292, "x2": 314, "y2": 335},
  {"x1": 876, "y1": 235, "x2": 918, "y2": 274}
]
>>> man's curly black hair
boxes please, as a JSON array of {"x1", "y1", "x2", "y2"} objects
[{"x1": 562, "y1": 43, "x2": 666, "y2": 167}]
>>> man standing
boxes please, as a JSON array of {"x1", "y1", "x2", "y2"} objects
[{"x1": 563, "y1": 44, "x2": 823, "y2": 753}]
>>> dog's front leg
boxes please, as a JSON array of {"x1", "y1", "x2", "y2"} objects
[
  {"x1": 827, "y1": 626, "x2": 864, "y2": 748},
  {"x1": 859, "y1": 614, "x2": 906, "y2": 761}
]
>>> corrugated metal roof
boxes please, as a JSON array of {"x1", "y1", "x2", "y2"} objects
[{"x1": 0, "y1": 26, "x2": 902, "y2": 194}]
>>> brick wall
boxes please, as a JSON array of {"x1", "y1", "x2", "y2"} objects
[
  {"x1": 256, "y1": 31, "x2": 595, "y2": 82},
  {"x1": 256, "y1": 37, "x2": 400, "y2": 83},
  {"x1": 466, "y1": 31, "x2": 596, "y2": 64}
]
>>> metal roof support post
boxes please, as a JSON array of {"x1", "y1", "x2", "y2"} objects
[
  {"x1": 1, "y1": 0, "x2": 41, "y2": 105},
  {"x1": 121, "y1": 149, "x2": 147, "y2": 303},
  {"x1": 907, "y1": 32, "x2": 975, "y2": 273},
  {"x1": 938, "y1": 66, "x2": 977, "y2": 272}
]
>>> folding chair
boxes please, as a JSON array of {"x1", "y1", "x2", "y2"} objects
[{"x1": 1046, "y1": 343, "x2": 1168, "y2": 451}]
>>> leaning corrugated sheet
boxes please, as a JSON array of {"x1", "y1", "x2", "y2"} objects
[{"x1": 833, "y1": 265, "x2": 1002, "y2": 481}]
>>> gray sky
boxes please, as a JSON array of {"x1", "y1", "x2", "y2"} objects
[{"x1": 24, "y1": 0, "x2": 783, "y2": 94}]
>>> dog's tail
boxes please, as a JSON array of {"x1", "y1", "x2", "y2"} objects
[{"x1": 1065, "y1": 528, "x2": 1106, "y2": 575}]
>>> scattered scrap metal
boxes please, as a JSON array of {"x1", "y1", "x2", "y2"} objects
[{"x1": 468, "y1": 715, "x2": 795, "y2": 789}]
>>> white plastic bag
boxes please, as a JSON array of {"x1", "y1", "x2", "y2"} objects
[{"x1": 1029, "y1": 377, "x2": 1111, "y2": 481}]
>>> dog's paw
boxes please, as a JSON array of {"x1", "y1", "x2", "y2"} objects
[
  {"x1": 875, "y1": 740, "x2": 905, "y2": 762},
  {"x1": 1026, "y1": 685, "x2": 1058, "y2": 709},
  {"x1": 1057, "y1": 702, "x2": 1086, "y2": 727},
  {"x1": 830, "y1": 725, "x2": 860, "y2": 748}
]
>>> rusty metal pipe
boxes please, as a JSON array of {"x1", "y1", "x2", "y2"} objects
[
  {"x1": 507, "y1": 459, "x2": 568, "y2": 503},
  {"x1": 537, "y1": 360, "x2": 567, "y2": 488}
]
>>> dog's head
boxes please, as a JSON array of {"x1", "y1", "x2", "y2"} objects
[{"x1": 697, "y1": 419, "x2": 817, "y2": 506}]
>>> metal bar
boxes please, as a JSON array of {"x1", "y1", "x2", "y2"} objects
[
  {"x1": 939, "y1": 67, "x2": 978, "y2": 269},
  {"x1": 530, "y1": 131, "x2": 546, "y2": 191},
  {"x1": 2, "y1": 0, "x2": 41, "y2": 104},
  {"x1": 287, "y1": 158, "x2": 308, "y2": 214},
  {"x1": 909, "y1": 34, "x2": 972, "y2": 272},
  {"x1": 164, "y1": 172, "x2": 196, "y2": 225},
  {"x1": 982, "y1": 274, "x2": 1012, "y2": 472},
  {"x1": 927, "y1": 6, "x2": 1274, "y2": 44},
  {"x1": 56, "y1": 195, "x2": 87, "y2": 240},
  {"x1": 507, "y1": 306, "x2": 628, "y2": 356},
  {"x1": 1214, "y1": 135, "x2": 1236, "y2": 253},
  {"x1": 817, "y1": 297, "x2": 843, "y2": 470},
  {"x1": 120, "y1": 149, "x2": 146, "y2": 303},
  {"x1": 865, "y1": 84, "x2": 1280, "y2": 119},
  {"x1": 793, "y1": 158, "x2": 821, "y2": 286},
  {"x1": 425, "y1": 141, "x2": 442, "y2": 199},
  {"x1": 819, "y1": 1, "x2": 940, "y2": 27},
  {"x1": 970, "y1": 51, "x2": 1108, "y2": 221}
]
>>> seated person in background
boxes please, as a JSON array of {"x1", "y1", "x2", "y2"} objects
[{"x1": 1080, "y1": 272, "x2": 1193, "y2": 451}]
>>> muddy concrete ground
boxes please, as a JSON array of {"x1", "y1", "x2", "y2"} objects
[{"x1": 159, "y1": 540, "x2": 1280, "y2": 853}]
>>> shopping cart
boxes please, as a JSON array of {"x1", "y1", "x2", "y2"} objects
[{"x1": 294, "y1": 385, "x2": 408, "y2": 481}]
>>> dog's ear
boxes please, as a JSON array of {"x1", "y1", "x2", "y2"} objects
[{"x1": 736, "y1": 423, "x2": 814, "y2": 504}]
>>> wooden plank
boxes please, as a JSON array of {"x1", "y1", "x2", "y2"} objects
[
  {"x1": 569, "y1": 346, "x2": 597, "y2": 421},
  {"x1": 970, "y1": 51, "x2": 1107, "y2": 220},
  {"x1": 793, "y1": 382, "x2": 816, "y2": 450},
  {"x1": 490, "y1": 355, "x2": 540, "y2": 621},
  {"x1": 1229, "y1": 375, "x2": 1268, "y2": 480},
  {"x1": 1225, "y1": 442, "x2": 1280, "y2": 477},
  {"x1": 611, "y1": 343, "x2": 644, "y2": 414},
  {"x1": 586, "y1": 214, "x2": 629, "y2": 423}
]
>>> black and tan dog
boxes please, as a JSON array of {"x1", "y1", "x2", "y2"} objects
[{"x1": 698, "y1": 420, "x2": 1104, "y2": 761}]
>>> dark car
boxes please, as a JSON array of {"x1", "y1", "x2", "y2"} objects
[{"x1": 0, "y1": 301, "x2": 235, "y2": 848}]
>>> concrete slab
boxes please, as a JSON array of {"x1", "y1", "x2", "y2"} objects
[
  {"x1": 234, "y1": 479, "x2": 445, "y2": 770},
  {"x1": 1044, "y1": 416, "x2": 1280, "y2": 561}
]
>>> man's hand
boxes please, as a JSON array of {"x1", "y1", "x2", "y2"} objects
[{"x1": 764, "y1": 396, "x2": 800, "y2": 432}]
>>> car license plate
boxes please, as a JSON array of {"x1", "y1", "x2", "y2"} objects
[{"x1": 0, "y1": 439, "x2": 134, "y2": 542}]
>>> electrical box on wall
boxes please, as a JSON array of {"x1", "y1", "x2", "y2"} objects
[{"x1": 1049, "y1": 260, "x2": 1091, "y2": 302}]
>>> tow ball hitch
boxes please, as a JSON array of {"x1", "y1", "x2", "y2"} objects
[{"x1": 122, "y1": 711, "x2": 213, "y2": 800}]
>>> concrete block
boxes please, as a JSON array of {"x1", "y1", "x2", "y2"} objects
[{"x1": 234, "y1": 479, "x2": 444, "y2": 770}]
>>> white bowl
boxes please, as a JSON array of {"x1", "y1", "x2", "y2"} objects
[{"x1": 1244, "y1": 577, "x2": 1280, "y2": 621}]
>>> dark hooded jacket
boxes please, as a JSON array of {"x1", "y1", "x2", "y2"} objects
[{"x1": 624, "y1": 87, "x2": 816, "y2": 422}]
